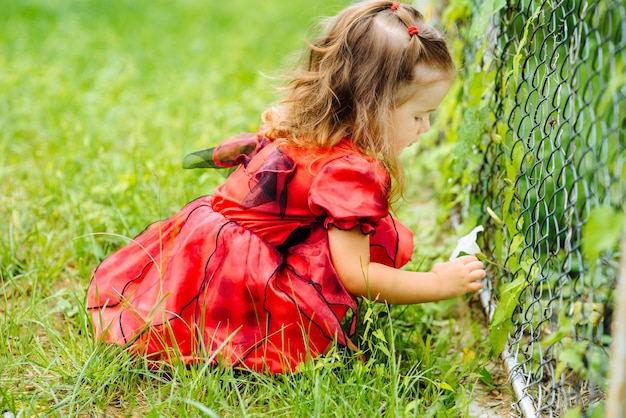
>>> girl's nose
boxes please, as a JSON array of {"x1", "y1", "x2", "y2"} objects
[{"x1": 419, "y1": 116, "x2": 431, "y2": 134}]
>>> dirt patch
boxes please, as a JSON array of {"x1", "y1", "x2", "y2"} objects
[{"x1": 466, "y1": 296, "x2": 518, "y2": 418}]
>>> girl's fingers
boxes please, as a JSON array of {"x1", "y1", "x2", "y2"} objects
[
  {"x1": 470, "y1": 281, "x2": 484, "y2": 291},
  {"x1": 468, "y1": 260, "x2": 485, "y2": 271},
  {"x1": 466, "y1": 263, "x2": 486, "y2": 281},
  {"x1": 458, "y1": 255, "x2": 479, "y2": 263},
  {"x1": 471, "y1": 269, "x2": 487, "y2": 280}
]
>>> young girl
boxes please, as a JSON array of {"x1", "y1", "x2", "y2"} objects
[{"x1": 87, "y1": 0, "x2": 486, "y2": 373}]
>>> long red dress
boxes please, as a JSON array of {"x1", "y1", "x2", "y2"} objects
[{"x1": 87, "y1": 131, "x2": 414, "y2": 373}]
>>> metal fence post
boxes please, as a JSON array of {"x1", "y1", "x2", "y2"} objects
[{"x1": 607, "y1": 226, "x2": 626, "y2": 418}]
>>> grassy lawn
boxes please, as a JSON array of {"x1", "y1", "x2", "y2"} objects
[{"x1": 0, "y1": 0, "x2": 496, "y2": 416}]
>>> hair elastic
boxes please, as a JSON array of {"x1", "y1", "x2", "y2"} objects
[
  {"x1": 407, "y1": 26, "x2": 419, "y2": 37},
  {"x1": 390, "y1": 1, "x2": 400, "y2": 11}
]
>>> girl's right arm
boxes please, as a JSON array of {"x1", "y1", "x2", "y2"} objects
[{"x1": 327, "y1": 227, "x2": 485, "y2": 304}]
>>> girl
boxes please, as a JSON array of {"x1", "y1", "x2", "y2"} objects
[{"x1": 87, "y1": 0, "x2": 486, "y2": 373}]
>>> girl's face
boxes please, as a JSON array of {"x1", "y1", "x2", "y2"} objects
[{"x1": 390, "y1": 66, "x2": 453, "y2": 154}]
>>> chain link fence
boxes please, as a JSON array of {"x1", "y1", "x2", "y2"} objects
[{"x1": 457, "y1": 0, "x2": 626, "y2": 416}]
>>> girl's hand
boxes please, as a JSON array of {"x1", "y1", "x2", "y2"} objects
[
  {"x1": 329, "y1": 227, "x2": 485, "y2": 304},
  {"x1": 430, "y1": 255, "x2": 486, "y2": 300}
]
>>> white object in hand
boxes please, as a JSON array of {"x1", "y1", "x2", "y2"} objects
[{"x1": 449, "y1": 225, "x2": 484, "y2": 260}]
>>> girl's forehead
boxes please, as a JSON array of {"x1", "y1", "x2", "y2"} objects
[
  {"x1": 399, "y1": 78, "x2": 452, "y2": 110},
  {"x1": 395, "y1": 64, "x2": 453, "y2": 102},
  {"x1": 412, "y1": 63, "x2": 455, "y2": 85}
]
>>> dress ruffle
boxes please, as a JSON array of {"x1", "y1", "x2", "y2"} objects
[{"x1": 89, "y1": 196, "x2": 364, "y2": 371}]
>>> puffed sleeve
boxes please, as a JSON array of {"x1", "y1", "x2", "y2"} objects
[{"x1": 308, "y1": 154, "x2": 390, "y2": 235}]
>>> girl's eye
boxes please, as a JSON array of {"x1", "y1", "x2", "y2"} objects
[{"x1": 414, "y1": 116, "x2": 424, "y2": 122}]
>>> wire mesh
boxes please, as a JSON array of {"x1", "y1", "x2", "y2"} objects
[{"x1": 475, "y1": 0, "x2": 626, "y2": 416}]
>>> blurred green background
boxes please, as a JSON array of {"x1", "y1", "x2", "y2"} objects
[{"x1": 0, "y1": 0, "x2": 349, "y2": 260}]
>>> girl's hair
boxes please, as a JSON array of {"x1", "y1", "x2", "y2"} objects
[{"x1": 262, "y1": 0, "x2": 455, "y2": 198}]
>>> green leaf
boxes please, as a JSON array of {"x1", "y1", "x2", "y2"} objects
[
  {"x1": 486, "y1": 207, "x2": 503, "y2": 226},
  {"x1": 457, "y1": 106, "x2": 488, "y2": 155},
  {"x1": 541, "y1": 309, "x2": 572, "y2": 346},
  {"x1": 589, "y1": 401, "x2": 606, "y2": 418},
  {"x1": 582, "y1": 206, "x2": 625, "y2": 261},
  {"x1": 405, "y1": 400, "x2": 418, "y2": 415},
  {"x1": 479, "y1": 367, "x2": 493, "y2": 386},
  {"x1": 564, "y1": 406, "x2": 581, "y2": 418},
  {"x1": 555, "y1": 343, "x2": 587, "y2": 377},
  {"x1": 491, "y1": 276, "x2": 525, "y2": 326},
  {"x1": 512, "y1": 5, "x2": 542, "y2": 81},
  {"x1": 468, "y1": 0, "x2": 506, "y2": 39},
  {"x1": 489, "y1": 320, "x2": 513, "y2": 357},
  {"x1": 508, "y1": 234, "x2": 525, "y2": 255},
  {"x1": 439, "y1": 382, "x2": 455, "y2": 392},
  {"x1": 489, "y1": 276, "x2": 526, "y2": 356},
  {"x1": 372, "y1": 328, "x2": 387, "y2": 343}
]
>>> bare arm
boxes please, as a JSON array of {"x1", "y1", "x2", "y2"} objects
[{"x1": 327, "y1": 227, "x2": 485, "y2": 304}]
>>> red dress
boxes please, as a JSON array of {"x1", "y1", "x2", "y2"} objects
[{"x1": 87, "y1": 131, "x2": 414, "y2": 373}]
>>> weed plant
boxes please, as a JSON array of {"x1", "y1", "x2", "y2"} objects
[{"x1": 0, "y1": 0, "x2": 493, "y2": 416}]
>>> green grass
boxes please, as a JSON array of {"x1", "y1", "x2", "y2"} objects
[{"x1": 0, "y1": 0, "x2": 496, "y2": 416}]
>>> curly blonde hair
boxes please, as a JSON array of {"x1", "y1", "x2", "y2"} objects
[{"x1": 262, "y1": 0, "x2": 455, "y2": 198}]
